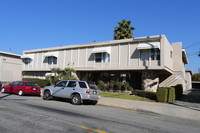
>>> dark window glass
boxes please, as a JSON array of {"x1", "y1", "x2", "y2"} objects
[
  {"x1": 23, "y1": 59, "x2": 32, "y2": 65},
  {"x1": 79, "y1": 82, "x2": 87, "y2": 88},
  {"x1": 67, "y1": 81, "x2": 77, "y2": 87},
  {"x1": 95, "y1": 53, "x2": 110, "y2": 63},
  {"x1": 95, "y1": 53, "x2": 102, "y2": 62},
  {"x1": 11, "y1": 81, "x2": 18, "y2": 86},
  {"x1": 48, "y1": 57, "x2": 57, "y2": 65},
  {"x1": 151, "y1": 49, "x2": 160, "y2": 60},
  {"x1": 56, "y1": 81, "x2": 68, "y2": 87},
  {"x1": 26, "y1": 82, "x2": 37, "y2": 87},
  {"x1": 18, "y1": 82, "x2": 24, "y2": 86}
]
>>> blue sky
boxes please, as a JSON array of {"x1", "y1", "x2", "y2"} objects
[{"x1": 0, "y1": 0, "x2": 200, "y2": 73}]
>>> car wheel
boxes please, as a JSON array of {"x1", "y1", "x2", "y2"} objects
[
  {"x1": 18, "y1": 90, "x2": 24, "y2": 96},
  {"x1": 43, "y1": 91, "x2": 52, "y2": 100},
  {"x1": 1, "y1": 88, "x2": 5, "y2": 93},
  {"x1": 71, "y1": 94, "x2": 81, "y2": 105}
]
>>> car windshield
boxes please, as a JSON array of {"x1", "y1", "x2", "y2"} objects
[
  {"x1": 88, "y1": 82, "x2": 99, "y2": 90},
  {"x1": 26, "y1": 82, "x2": 38, "y2": 87}
]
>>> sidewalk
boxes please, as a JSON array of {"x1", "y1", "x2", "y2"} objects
[{"x1": 97, "y1": 97, "x2": 200, "y2": 121}]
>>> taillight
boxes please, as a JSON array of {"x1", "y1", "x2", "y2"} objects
[{"x1": 86, "y1": 89, "x2": 90, "y2": 94}]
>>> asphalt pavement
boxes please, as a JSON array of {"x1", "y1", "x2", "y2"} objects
[{"x1": 1, "y1": 93, "x2": 200, "y2": 133}]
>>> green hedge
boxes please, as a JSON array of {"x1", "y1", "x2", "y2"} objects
[
  {"x1": 156, "y1": 87, "x2": 175, "y2": 103},
  {"x1": 22, "y1": 78, "x2": 50, "y2": 88},
  {"x1": 132, "y1": 90, "x2": 156, "y2": 100},
  {"x1": 156, "y1": 88, "x2": 168, "y2": 103},
  {"x1": 168, "y1": 87, "x2": 175, "y2": 102},
  {"x1": 174, "y1": 84, "x2": 183, "y2": 100}
]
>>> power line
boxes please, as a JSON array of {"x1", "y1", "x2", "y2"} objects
[{"x1": 184, "y1": 41, "x2": 200, "y2": 49}]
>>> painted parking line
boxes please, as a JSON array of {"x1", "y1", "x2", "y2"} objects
[
  {"x1": 0, "y1": 106, "x2": 7, "y2": 108},
  {"x1": 79, "y1": 125, "x2": 107, "y2": 133}
]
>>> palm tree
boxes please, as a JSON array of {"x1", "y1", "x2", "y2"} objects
[
  {"x1": 46, "y1": 67, "x2": 62, "y2": 85},
  {"x1": 64, "y1": 68, "x2": 77, "y2": 80},
  {"x1": 114, "y1": 19, "x2": 135, "y2": 40}
]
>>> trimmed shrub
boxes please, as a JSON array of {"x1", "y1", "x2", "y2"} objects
[
  {"x1": 156, "y1": 87, "x2": 168, "y2": 103},
  {"x1": 22, "y1": 78, "x2": 50, "y2": 88},
  {"x1": 168, "y1": 87, "x2": 175, "y2": 102},
  {"x1": 174, "y1": 84, "x2": 183, "y2": 100},
  {"x1": 132, "y1": 90, "x2": 156, "y2": 100},
  {"x1": 156, "y1": 87, "x2": 176, "y2": 103}
]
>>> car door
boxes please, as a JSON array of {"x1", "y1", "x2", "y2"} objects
[
  {"x1": 64, "y1": 81, "x2": 77, "y2": 98},
  {"x1": 52, "y1": 81, "x2": 68, "y2": 98},
  {"x1": 13, "y1": 81, "x2": 24, "y2": 94},
  {"x1": 10, "y1": 81, "x2": 20, "y2": 93}
]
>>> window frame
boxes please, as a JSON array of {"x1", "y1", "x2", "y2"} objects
[{"x1": 95, "y1": 52, "x2": 110, "y2": 63}]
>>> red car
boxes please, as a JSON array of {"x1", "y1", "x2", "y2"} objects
[{"x1": 1, "y1": 81, "x2": 40, "y2": 96}]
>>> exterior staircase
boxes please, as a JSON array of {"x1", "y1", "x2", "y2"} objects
[{"x1": 159, "y1": 72, "x2": 184, "y2": 88}]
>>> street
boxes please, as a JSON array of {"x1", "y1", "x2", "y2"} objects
[{"x1": 0, "y1": 93, "x2": 200, "y2": 133}]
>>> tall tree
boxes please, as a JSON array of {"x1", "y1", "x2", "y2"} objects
[{"x1": 114, "y1": 19, "x2": 135, "y2": 40}]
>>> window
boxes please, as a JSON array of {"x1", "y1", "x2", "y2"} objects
[
  {"x1": 95, "y1": 53, "x2": 102, "y2": 62},
  {"x1": 151, "y1": 49, "x2": 160, "y2": 60},
  {"x1": 26, "y1": 82, "x2": 37, "y2": 87},
  {"x1": 18, "y1": 82, "x2": 24, "y2": 86},
  {"x1": 67, "y1": 81, "x2": 77, "y2": 87},
  {"x1": 10, "y1": 81, "x2": 19, "y2": 86},
  {"x1": 56, "y1": 81, "x2": 68, "y2": 87},
  {"x1": 79, "y1": 82, "x2": 87, "y2": 88},
  {"x1": 23, "y1": 58, "x2": 32, "y2": 65},
  {"x1": 170, "y1": 51, "x2": 172, "y2": 58},
  {"x1": 95, "y1": 53, "x2": 110, "y2": 63},
  {"x1": 48, "y1": 56, "x2": 57, "y2": 65}
]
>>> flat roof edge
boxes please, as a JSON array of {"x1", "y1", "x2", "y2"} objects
[
  {"x1": 24, "y1": 35, "x2": 162, "y2": 54},
  {"x1": 0, "y1": 51, "x2": 21, "y2": 57}
]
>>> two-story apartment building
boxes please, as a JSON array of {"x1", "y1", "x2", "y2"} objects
[
  {"x1": 21, "y1": 35, "x2": 191, "y2": 92},
  {"x1": 0, "y1": 51, "x2": 22, "y2": 82}
]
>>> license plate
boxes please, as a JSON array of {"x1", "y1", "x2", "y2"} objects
[{"x1": 32, "y1": 88, "x2": 37, "y2": 90}]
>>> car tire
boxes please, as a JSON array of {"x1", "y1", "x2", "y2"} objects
[
  {"x1": 71, "y1": 94, "x2": 81, "y2": 105},
  {"x1": 43, "y1": 90, "x2": 52, "y2": 100},
  {"x1": 18, "y1": 90, "x2": 24, "y2": 96},
  {"x1": 1, "y1": 88, "x2": 5, "y2": 93}
]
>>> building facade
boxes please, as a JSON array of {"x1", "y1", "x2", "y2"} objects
[
  {"x1": 21, "y1": 35, "x2": 191, "y2": 91},
  {"x1": 0, "y1": 51, "x2": 22, "y2": 82}
]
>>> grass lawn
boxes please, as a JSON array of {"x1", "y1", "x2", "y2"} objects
[{"x1": 100, "y1": 92, "x2": 155, "y2": 102}]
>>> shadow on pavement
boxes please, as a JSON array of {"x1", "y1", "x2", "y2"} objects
[
  {"x1": 0, "y1": 94, "x2": 11, "y2": 100},
  {"x1": 46, "y1": 97, "x2": 97, "y2": 106},
  {"x1": 180, "y1": 88, "x2": 200, "y2": 103},
  {"x1": 172, "y1": 88, "x2": 200, "y2": 111}
]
